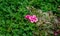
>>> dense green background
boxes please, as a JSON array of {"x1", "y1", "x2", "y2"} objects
[{"x1": 0, "y1": 0, "x2": 60, "y2": 36}]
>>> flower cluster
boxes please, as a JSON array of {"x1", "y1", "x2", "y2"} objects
[{"x1": 25, "y1": 15, "x2": 38, "y2": 23}]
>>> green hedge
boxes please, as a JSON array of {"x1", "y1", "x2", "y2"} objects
[{"x1": 0, "y1": 0, "x2": 60, "y2": 36}]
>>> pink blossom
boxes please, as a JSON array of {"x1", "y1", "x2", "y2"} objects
[
  {"x1": 54, "y1": 30, "x2": 60, "y2": 36},
  {"x1": 54, "y1": 31, "x2": 58, "y2": 36},
  {"x1": 25, "y1": 15, "x2": 38, "y2": 23},
  {"x1": 25, "y1": 15, "x2": 31, "y2": 19}
]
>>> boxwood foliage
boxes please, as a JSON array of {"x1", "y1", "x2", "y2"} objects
[{"x1": 0, "y1": 0, "x2": 39, "y2": 36}]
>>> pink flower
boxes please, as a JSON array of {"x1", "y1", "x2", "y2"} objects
[
  {"x1": 53, "y1": 30, "x2": 60, "y2": 36},
  {"x1": 54, "y1": 31, "x2": 58, "y2": 36},
  {"x1": 25, "y1": 15, "x2": 38, "y2": 23},
  {"x1": 25, "y1": 15, "x2": 31, "y2": 19}
]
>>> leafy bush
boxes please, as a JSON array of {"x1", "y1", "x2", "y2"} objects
[{"x1": 0, "y1": 0, "x2": 60, "y2": 36}]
